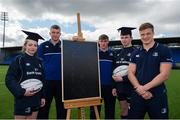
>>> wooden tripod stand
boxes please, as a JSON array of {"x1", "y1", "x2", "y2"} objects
[{"x1": 64, "y1": 97, "x2": 101, "y2": 120}]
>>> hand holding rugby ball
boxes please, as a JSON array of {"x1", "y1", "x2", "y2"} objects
[
  {"x1": 20, "y1": 79, "x2": 43, "y2": 94},
  {"x1": 112, "y1": 65, "x2": 128, "y2": 82}
]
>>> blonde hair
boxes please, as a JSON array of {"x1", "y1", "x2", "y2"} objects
[
  {"x1": 21, "y1": 39, "x2": 29, "y2": 53},
  {"x1": 21, "y1": 39, "x2": 37, "y2": 53}
]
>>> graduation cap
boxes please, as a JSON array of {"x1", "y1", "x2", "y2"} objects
[
  {"x1": 22, "y1": 30, "x2": 44, "y2": 42},
  {"x1": 117, "y1": 27, "x2": 136, "y2": 36}
]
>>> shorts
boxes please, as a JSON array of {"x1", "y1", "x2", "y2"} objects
[
  {"x1": 14, "y1": 106, "x2": 39, "y2": 116},
  {"x1": 128, "y1": 91, "x2": 169, "y2": 119},
  {"x1": 117, "y1": 92, "x2": 131, "y2": 102},
  {"x1": 116, "y1": 83, "x2": 132, "y2": 102}
]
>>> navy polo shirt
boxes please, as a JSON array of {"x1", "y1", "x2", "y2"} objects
[
  {"x1": 99, "y1": 49, "x2": 114, "y2": 86},
  {"x1": 113, "y1": 46, "x2": 136, "y2": 68},
  {"x1": 130, "y1": 42, "x2": 173, "y2": 95}
]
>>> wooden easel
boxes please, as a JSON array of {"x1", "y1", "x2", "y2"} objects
[
  {"x1": 63, "y1": 12, "x2": 101, "y2": 119},
  {"x1": 64, "y1": 97, "x2": 101, "y2": 120}
]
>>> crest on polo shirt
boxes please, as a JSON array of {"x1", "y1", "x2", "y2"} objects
[
  {"x1": 152, "y1": 52, "x2": 158, "y2": 57},
  {"x1": 45, "y1": 45, "x2": 49, "y2": 48},
  {"x1": 127, "y1": 53, "x2": 131, "y2": 56},
  {"x1": 135, "y1": 54, "x2": 140, "y2": 58},
  {"x1": 109, "y1": 52, "x2": 113, "y2": 56}
]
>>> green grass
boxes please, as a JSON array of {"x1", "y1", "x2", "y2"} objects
[{"x1": 0, "y1": 65, "x2": 180, "y2": 119}]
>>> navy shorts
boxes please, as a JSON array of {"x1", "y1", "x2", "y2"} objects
[
  {"x1": 116, "y1": 83, "x2": 132, "y2": 102},
  {"x1": 117, "y1": 92, "x2": 131, "y2": 102},
  {"x1": 14, "y1": 106, "x2": 39, "y2": 116},
  {"x1": 128, "y1": 91, "x2": 168, "y2": 119}
]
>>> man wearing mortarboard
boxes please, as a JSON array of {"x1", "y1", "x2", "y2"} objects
[{"x1": 112, "y1": 27, "x2": 137, "y2": 119}]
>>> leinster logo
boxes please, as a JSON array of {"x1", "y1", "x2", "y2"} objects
[
  {"x1": 127, "y1": 53, "x2": 131, "y2": 56},
  {"x1": 109, "y1": 52, "x2": 113, "y2": 56},
  {"x1": 135, "y1": 54, "x2": 140, "y2": 58},
  {"x1": 152, "y1": 52, "x2": 158, "y2": 57}
]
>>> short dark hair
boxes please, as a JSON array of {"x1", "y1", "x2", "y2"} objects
[
  {"x1": 50, "y1": 24, "x2": 61, "y2": 30},
  {"x1": 139, "y1": 22, "x2": 154, "y2": 33},
  {"x1": 98, "y1": 34, "x2": 109, "y2": 40}
]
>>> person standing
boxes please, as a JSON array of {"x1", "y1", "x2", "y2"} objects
[
  {"x1": 90, "y1": 34, "x2": 116, "y2": 119},
  {"x1": 128, "y1": 22, "x2": 172, "y2": 119},
  {"x1": 5, "y1": 30, "x2": 45, "y2": 119},
  {"x1": 112, "y1": 27, "x2": 136, "y2": 119},
  {"x1": 37, "y1": 25, "x2": 67, "y2": 119}
]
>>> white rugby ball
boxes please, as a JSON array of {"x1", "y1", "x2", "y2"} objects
[
  {"x1": 113, "y1": 65, "x2": 128, "y2": 77},
  {"x1": 20, "y1": 79, "x2": 43, "y2": 93}
]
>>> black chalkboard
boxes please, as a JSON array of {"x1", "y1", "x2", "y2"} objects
[{"x1": 62, "y1": 40, "x2": 101, "y2": 101}]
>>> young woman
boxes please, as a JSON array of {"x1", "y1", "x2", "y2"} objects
[{"x1": 5, "y1": 30, "x2": 45, "y2": 119}]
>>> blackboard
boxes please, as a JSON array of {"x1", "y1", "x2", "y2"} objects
[{"x1": 62, "y1": 40, "x2": 101, "y2": 101}]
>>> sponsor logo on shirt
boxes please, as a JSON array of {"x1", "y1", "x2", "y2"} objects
[{"x1": 35, "y1": 68, "x2": 38, "y2": 71}]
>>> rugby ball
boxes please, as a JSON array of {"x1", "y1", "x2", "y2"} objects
[
  {"x1": 113, "y1": 65, "x2": 128, "y2": 77},
  {"x1": 20, "y1": 79, "x2": 43, "y2": 93}
]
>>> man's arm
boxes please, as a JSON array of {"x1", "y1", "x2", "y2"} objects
[
  {"x1": 128, "y1": 63, "x2": 140, "y2": 89},
  {"x1": 143, "y1": 63, "x2": 172, "y2": 91},
  {"x1": 128, "y1": 63, "x2": 153, "y2": 99}
]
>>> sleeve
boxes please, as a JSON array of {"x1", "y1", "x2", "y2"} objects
[
  {"x1": 123, "y1": 47, "x2": 137, "y2": 82},
  {"x1": 160, "y1": 46, "x2": 173, "y2": 63},
  {"x1": 39, "y1": 59, "x2": 46, "y2": 98},
  {"x1": 5, "y1": 58, "x2": 26, "y2": 98},
  {"x1": 112, "y1": 49, "x2": 118, "y2": 70},
  {"x1": 37, "y1": 43, "x2": 44, "y2": 60},
  {"x1": 112, "y1": 50, "x2": 117, "y2": 88},
  {"x1": 129, "y1": 49, "x2": 138, "y2": 64}
]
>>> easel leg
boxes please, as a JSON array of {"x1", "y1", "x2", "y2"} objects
[
  {"x1": 94, "y1": 106, "x2": 100, "y2": 120},
  {"x1": 66, "y1": 109, "x2": 71, "y2": 120},
  {"x1": 78, "y1": 107, "x2": 86, "y2": 119},
  {"x1": 81, "y1": 107, "x2": 86, "y2": 119},
  {"x1": 78, "y1": 108, "x2": 81, "y2": 119}
]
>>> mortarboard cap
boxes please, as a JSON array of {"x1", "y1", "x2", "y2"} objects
[
  {"x1": 117, "y1": 27, "x2": 136, "y2": 36},
  {"x1": 22, "y1": 30, "x2": 44, "y2": 42}
]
